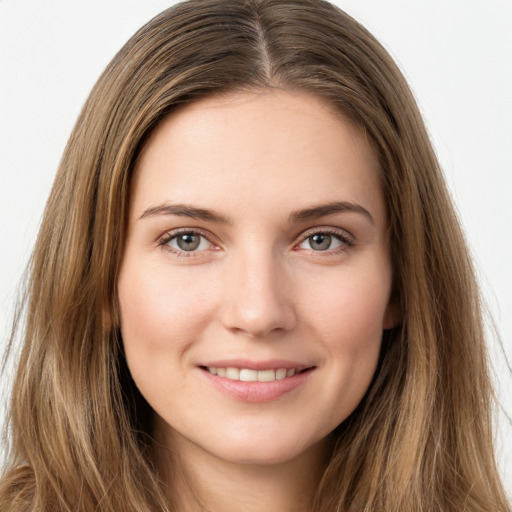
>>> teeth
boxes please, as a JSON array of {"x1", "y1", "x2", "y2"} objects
[
  {"x1": 206, "y1": 366, "x2": 302, "y2": 382},
  {"x1": 240, "y1": 369, "x2": 258, "y2": 381},
  {"x1": 276, "y1": 368, "x2": 287, "y2": 380},
  {"x1": 257, "y1": 369, "x2": 275, "y2": 382},
  {"x1": 226, "y1": 367, "x2": 240, "y2": 380}
]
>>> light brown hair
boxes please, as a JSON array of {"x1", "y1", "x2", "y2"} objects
[{"x1": 1, "y1": 0, "x2": 509, "y2": 510}]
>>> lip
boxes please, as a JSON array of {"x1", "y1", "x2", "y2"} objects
[
  {"x1": 200, "y1": 359, "x2": 311, "y2": 372},
  {"x1": 197, "y1": 360, "x2": 315, "y2": 403}
]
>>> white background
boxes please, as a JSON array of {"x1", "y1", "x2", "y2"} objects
[{"x1": 1, "y1": 0, "x2": 511, "y2": 497}]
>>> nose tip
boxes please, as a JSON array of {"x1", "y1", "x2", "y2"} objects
[
  {"x1": 219, "y1": 259, "x2": 297, "y2": 338},
  {"x1": 225, "y1": 296, "x2": 295, "y2": 338}
]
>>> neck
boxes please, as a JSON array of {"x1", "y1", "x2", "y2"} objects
[{"x1": 152, "y1": 418, "x2": 331, "y2": 512}]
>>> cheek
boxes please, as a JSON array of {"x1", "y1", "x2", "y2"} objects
[
  {"x1": 117, "y1": 260, "x2": 223, "y2": 419},
  {"x1": 117, "y1": 261, "x2": 215, "y2": 365},
  {"x1": 304, "y1": 264, "x2": 391, "y2": 345},
  {"x1": 317, "y1": 274, "x2": 386, "y2": 370},
  {"x1": 299, "y1": 264, "x2": 391, "y2": 422}
]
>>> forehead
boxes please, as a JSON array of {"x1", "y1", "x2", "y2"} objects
[{"x1": 131, "y1": 89, "x2": 385, "y2": 225}]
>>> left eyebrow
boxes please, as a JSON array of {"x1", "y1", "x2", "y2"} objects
[
  {"x1": 289, "y1": 201, "x2": 375, "y2": 225},
  {"x1": 139, "y1": 203, "x2": 231, "y2": 224}
]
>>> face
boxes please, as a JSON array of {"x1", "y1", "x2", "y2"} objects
[{"x1": 118, "y1": 90, "x2": 395, "y2": 467}]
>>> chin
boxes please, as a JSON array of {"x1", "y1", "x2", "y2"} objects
[{"x1": 203, "y1": 426, "x2": 326, "y2": 467}]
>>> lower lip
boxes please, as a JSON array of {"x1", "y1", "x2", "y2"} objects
[{"x1": 199, "y1": 368, "x2": 314, "y2": 403}]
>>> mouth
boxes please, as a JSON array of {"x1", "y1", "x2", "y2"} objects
[
  {"x1": 199, "y1": 365, "x2": 314, "y2": 382},
  {"x1": 198, "y1": 362, "x2": 315, "y2": 402}
]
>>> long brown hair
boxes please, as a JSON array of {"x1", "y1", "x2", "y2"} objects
[{"x1": 1, "y1": 1, "x2": 509, "y2": 510}]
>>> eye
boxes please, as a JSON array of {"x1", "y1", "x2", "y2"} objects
[
  {"x1": 160, "y1": 230, "x2": 214, "y2": 254},
  {"x1": 297, "y1": 230, "x2": 353, "y2": 252}
]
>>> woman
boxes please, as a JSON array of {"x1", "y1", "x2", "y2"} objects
[{"x1": 1, "y1": 0, "x2": 509, "y2": 510}]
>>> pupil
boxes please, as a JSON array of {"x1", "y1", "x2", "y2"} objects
[
  {"x1": 177, "y1": 233, "x2": 200, "y2": 251},
  {"x1": 310, "y1": 234, "x2": 331, "y2": 251}
]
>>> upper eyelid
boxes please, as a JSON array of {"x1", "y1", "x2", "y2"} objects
[
  {"x1": 297, "y1": 225, "x2": 354, "y2": 241},
  {"x1": 158, "y1": 227, "x2": 216, "y2": 243}
]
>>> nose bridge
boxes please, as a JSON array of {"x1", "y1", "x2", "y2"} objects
[{"x1": 220, "y1": 242, "x2": 296, "y2": 337}]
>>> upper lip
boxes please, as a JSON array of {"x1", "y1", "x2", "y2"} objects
[{"x1": 199, "y1": 359, "x2": 314, "y2": 372}]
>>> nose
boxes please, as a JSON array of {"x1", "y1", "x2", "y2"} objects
[{"x1": 219, "y1": 249, "x2": 297, "y2": 338}]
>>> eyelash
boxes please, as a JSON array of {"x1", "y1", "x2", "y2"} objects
[
  {"x1": 157, "y1": 227, "x2": 355, "y2": 257},
  {"x1": 296, "y1": 228, "x2": 355, "y2": 254},
  {"x1": 157, "y1": 228, "x2": 217, "y2": 257}
]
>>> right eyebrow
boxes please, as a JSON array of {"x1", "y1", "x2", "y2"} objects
[
  {"x1": 139, "y1": 203, "x2": 231, "y2": 224},
  {"x1": 288, "y1": 200, "x2": 375, "y2": 225}
]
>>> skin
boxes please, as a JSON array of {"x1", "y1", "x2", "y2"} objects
[{"x1": 118, "y1": 89, "x2": 396, "y2": 511}]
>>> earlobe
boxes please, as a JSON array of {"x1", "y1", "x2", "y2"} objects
[
  {"x1": 103, "y1": 296, "x2": 122, "y2": 330},
  {"x1": 102, "y1": 303, "x2": 119, "y2": 330},
  {"x1": 101, "y1": 295, "x2": 121, "y2": 330},
  {"x1": 383, "y1": 301, "x2": 402, "y2": 330},
  {"x1": 102, "y1": 307, "x2": 113, "y2": 329}
]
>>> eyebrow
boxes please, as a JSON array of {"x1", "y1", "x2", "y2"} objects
[
  {"x1": 289, "y1": 201, "x2": 374, "y2": 225},
  {"x1": 139, "y1": 200, "x2": 374, "y2": 225},
  {"x1": 139, "y1": 203, "x2": 230, "y2": 223}
]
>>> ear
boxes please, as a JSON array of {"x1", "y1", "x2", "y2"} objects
[
  {"x1": 102, "y1": 301, "x2": 120, "y2": 330},
  {"x1": 383, "y1": 298, "x2": 402, "y2": 330},
  {"x1": 102, "y1": 306, "x2": 113, "y2": 329}
]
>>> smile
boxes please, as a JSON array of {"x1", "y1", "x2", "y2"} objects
[
  {"x1": 199, "y1": 364, "x2": 315, "y2": 402},
  {"x1": 204, "y1": 366, "x2": 300, "y2": 382}
]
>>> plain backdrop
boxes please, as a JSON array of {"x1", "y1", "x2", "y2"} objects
[{"x1": 1, "y1": 0, "x2": 511, "y2": 496}]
